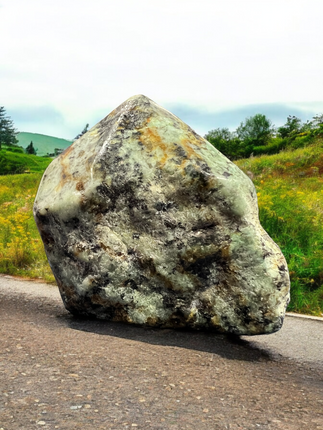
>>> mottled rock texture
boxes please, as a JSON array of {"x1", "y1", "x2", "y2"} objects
[{"x1": 34, "y1": 95, "x2": 290, "y2": 335}]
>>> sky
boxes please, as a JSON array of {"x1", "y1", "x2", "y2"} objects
[{"x1": 1, "y1": 0, "x2": 323, "y2": 140}]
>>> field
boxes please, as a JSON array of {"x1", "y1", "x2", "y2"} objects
[
  {"x1": 0, "y1": 173, "x2": 55, "y2": 282},
  {"x1": 0, "y1": 142, "x2": 322, "y2": 315},
  {"x1": 17, "y1": 132, "x2": 72, "y2": 156}
]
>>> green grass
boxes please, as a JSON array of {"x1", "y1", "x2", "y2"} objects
[
  {"x1": 0, "y1": 150, "x2": 52, "y2": 175},
  {"x1": 236, "y1": 140, "x2": 323, "y2": 316},
  {"x1": 0, "y1": 173, "x2": 55, "y2": 282},
  {"x1": 17, "y1": 132, "x2": 72, "y2": 156}
]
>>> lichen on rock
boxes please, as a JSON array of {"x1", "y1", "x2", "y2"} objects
[{"x1": 33, "y1": 94, "x2": 290, "y2": 335}]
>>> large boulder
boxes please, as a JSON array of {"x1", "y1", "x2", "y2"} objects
[{"x1": 33, "y1": 95, "x2": 290, "y2": 335}]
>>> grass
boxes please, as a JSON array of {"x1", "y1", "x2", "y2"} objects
[
  {"x1": 0, "y1": 150, "x2": 52, "y2": 175},
  {"x1": 17, "y1": 132, "x2": 72, "y2": 156},
  {"x1": 236, "y1": 140, "x2": 323, "y2": 316},
  {"x1": 0, "y1": 173, "x2": 55, "y2": 282}
]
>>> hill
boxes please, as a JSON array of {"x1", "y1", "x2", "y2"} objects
[{"x1": 17, "y1": 132, "x2": 72, "y2": 156}]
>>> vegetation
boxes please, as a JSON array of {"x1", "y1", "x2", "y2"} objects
[
  {"x1": 205, "y1": 113, "x2": 323, "y2": 161},
  {"x1": 205, "y1": 110, "x2": 323, "y2": 314},
  {"x1": 25, "y1": 141, "x2": 37, "y2": 155},
  {"x1": 17, "y1": 132, "x2": 72, "y2": 156},
  {"x1": 236, "y1": 114, "x2": 274, "y2": 154},
  {"x1": 0, "y1": 173, "x2": 55, "y2": 282},
  {"x1": 0, "y1": 106, "x2": 19, "y2": 150},
  {"x1": 74, "y1": 123, "x2": 89, "y2": 140},
  {"x1": 236, "y1": 140, "x2": 323, "y2": 316},
  {"x1": 0, "y1": 150, "x2": 51, "y2": 175}
]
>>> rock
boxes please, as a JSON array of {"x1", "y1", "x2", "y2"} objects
[{"x1": 33, "y1": 95, "x2": 290, "y2": 335}]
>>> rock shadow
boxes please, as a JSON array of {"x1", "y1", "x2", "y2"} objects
[
  {"x1": 59, "y1": 313, "x2": 279, "y2": 363},
  {"x1": 0, "y1": 291, "x2": 279, "y2": 364}
]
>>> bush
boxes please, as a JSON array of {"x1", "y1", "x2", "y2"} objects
[
  {"x1": 290, "y1": 134, "x2": 312, "y2": 149},
  {"x1": 252, "y1": 138, "x2": 285, "y2": 156},
  {"x1": 5, "y1": 146, "x2": 24, "y2": 153}
]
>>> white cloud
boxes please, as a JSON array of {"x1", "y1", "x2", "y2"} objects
[{"x1": 1, "y1": 0, "x2": 323, "y2": 138}]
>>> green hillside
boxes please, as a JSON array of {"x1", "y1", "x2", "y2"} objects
[
  {"x1": 236, "y1": 140, "x2": 323, "y2": 315},
  {"x1": 17, "y1": 132, "x2": 72, "y2": 156}
]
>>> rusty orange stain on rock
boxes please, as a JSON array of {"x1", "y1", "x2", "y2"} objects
[
  {"x1": 180, "y1": 137, "x2": 203, "y2": 160},
  {"x1": 139, "y1": 124, "x2": 204, "y2": 169},
  {"x1": 76, "y1": 181, "x2": 84, "y2": 191},
  {"x1": 179, "y1": 158, "x2": 189, "y2": 171},
  {"x1": 139, "y1": 126, "x2": 169, "y2": 167},
  {"x1": 177, "y1": 138, "x2": 203, "y2": 174},
  {"x1": 60, "y1": 143, "x2": 74, "y2": 159}
]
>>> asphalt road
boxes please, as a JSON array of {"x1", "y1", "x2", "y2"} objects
[
  {"x1": 0, "y1": 275, "x2": 322, "y2": 370},
  {"x1": 0, "y1": 274, "x2": 322, "y2": 429}
]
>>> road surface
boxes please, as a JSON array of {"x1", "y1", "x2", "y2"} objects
[{"x1": 0, "y1": 275, "x2": 322, "y2": 429}]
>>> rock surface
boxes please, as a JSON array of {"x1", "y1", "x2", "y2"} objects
[{"x1": 33, "y1": 95, "x2": 290, "y2": 335}]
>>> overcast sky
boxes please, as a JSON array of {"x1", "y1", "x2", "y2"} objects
[{"x1": 1, "y1": 0, "x2": 323, "y2": 139}]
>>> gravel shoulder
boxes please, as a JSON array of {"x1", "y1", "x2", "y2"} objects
[{"x1": 0, "y1": 275, "x2": 322, "y2": 430}]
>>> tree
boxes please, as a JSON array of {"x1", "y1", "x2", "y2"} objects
[
  {"x1": 204, "y1": 128, "x2": 241, "y2": 160},
  {"x1": 277, "y1": 115, "x2": 302, "y2": 139},
  {"x1": 25, "y1": 141, "x2": 37, "y2": 155},
  {"x1": 310, "y1": 114, "x2": 323, "y2": 137},
  {"x1": 0, "y1": 106, "x2": 18, "y2": 150},
  {"x1": 236, "y1": 114, "x2": 274, "y2": 148},
  {"x1": 74, "y1": 123, "x2": 89, "y2": 140},
  {"x1": 312, "y1": 114, "x2": 323, "y2": 128}
]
